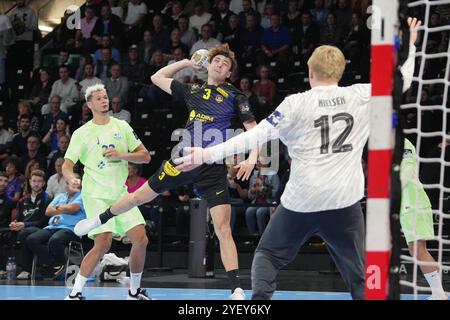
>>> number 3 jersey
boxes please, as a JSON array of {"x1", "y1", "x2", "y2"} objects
[
  {"x1": 65, "y1": 117, "x2": 142, "y2": 200},
  {"x1": 170, "y1": 80, "x2": 255, "y2": 150}
]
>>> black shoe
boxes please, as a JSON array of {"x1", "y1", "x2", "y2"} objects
[
  {"x1": 65, "y1": 292, "x2": 85, "y2": 300},
  {"x1": 127, "y1": 288, "x2": 153, "y2": 300}
]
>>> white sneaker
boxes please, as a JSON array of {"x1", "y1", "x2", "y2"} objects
[
  {"x1": 64, "y1": 292, "x2": 85, "y2": 300},
  {"x1": 427, "y1": 293, "x2": 448, "y2": 300},
  {"x1": 127, "y1": 288, "x2": 153, "y2": 300},
  {"x1": 74, "y1": 216, "x2": 102, "y2": 236},
  {"x1": 230, "y1": 287, "x2": 246, "y2": 300},
  {"x1": 16, "y1": 271, "x2": 30, "y2": 280}
]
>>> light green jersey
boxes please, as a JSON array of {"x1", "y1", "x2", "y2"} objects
[
  {"x1": 400, "y1": 138, "x2": 432, "y2": 212},
  {"x1": 65, "y1": 117, "x2": 141, "y2": 200}
]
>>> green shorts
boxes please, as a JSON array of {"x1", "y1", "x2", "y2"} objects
[
  {"x1": 400, "y1": 206, "x2": 435, "y2": 244},
  {"x1": 83, "y1": 194, "x2": 145, "y2": 239}
]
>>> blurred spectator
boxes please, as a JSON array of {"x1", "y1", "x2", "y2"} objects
[
  {"x1": 239, "y1": 77, "x2": 262, "y2": 121},
  {"x1": 3, "y1": 156, "x2": 22, "y2": 203},
  {"x1": 26, "y1": 173, "x2": 85, "y2": 278},
  {"x1": 40, "y1": 96, "x2": 69, "y2": 135},
  {"x1": 260, "y1": 2, "x2": 275, "y2": 29},
  {"x1": 108, "y1": 0, "x2": 124, "y2": 20},
  {"x1": 320, "y1": 12, "x2": 344, "y2": 46},
  {"x1": 189, "y1": 2, "x2": 212, "y2": 35},
  {"x1": 222, "y1": 15, "x2": 240, "y2": 54},
  {"x1": 11, "y1": 169, "x2": 50, "y2": 280},
  {"x1": 283, "y1": 0, "x2": 301, "y2": 35},
  {"x1": 47, "y1": 135, "x2": 70, "y2": 177},
  {"x1": 123, "y1": 44, "x2": 150, "y2": 103},
  {"x1": 227, "y1": 164, "x2": 249, "y2": 233},
  {"x1": 293, "y1": 11, "x2": 320, "y2": 62},
  {"x1": 190, "y1": 24, "x2": 220, "y2": 55},
  {"x1": 16, "y1": 101, "x2": 40, "y2": 133},
  {"x1": 239, "y1": 13, "x2": 263, "y2": 62},
  {"x1": 74, "y1": 54, "x2": 94, "y2": 82},
  {"x1": 238, "y1": 0, "x2": 261, "y2": 27},
  {"x1": 9, "y1": 0, "x2": 38, "y2": 73},
  {"x1": 104, "y1": 64, "x2": 129, "y2": 102},
  {"x1": 46, "y1": 157, "x2": 66, "y2": 198},
  {"x1": 0, "y1": 114, "x2": 12, "y2": 162},
  {"x1": 12, "y1": 114, "x2": 37, "y2": 157},
  {"x1": 311, "y1": 0, "x2": 328, "y2": 28},
  {"x1": 124, "y1": 0, "x2": 148, "y2": 30},
  {"x1": 42, "y1": 118, "x2": 70, "y2": 153},
  {"x1": 0, "y1": 171, "x2": 13, "y2": 227},
  {"x1": 22, "y1": 159, "x2": 41, "y2": 196},
  {"x1": 342, "y1": 13, "x2": 369, "y2": 70},
  {"x1": 177, "y1": 15, "x2": 197, "y2": 50},
  {"x1": 75, "y1": 6, "x2": 98, "y2": 52},
  {"x1": 245, "y1": 161, "x2": 279, "y2": 235},
  {"x1": 94, "y1": 35, "x2": 122, "y2": 64},
  {"x1": 29, "y1": 68, "x2": 53, "y2": 111},
  {"x1": 21, "y1": 134, "x2": 47, "y2": 174},
  {"x1": 0, "y1": 12, "x2": 13, "y2": 86},
  {"x1": 95, "y1": 47, "x2": 117, "y2": 80},
  {"x1": 44, "y1": 66, "x2": 79, "y2": 114},
  {"x1": 190, "y1": 24, "x2": 221, "y2": 82},
  {"x1": 140, "y1": 50, "x2": 168, "y2": 105},
  {"x1": 168, "y1": 28, "x2": 189, "y2": 56},
  {"x1": 211, "y1": 0, "x2": 234, "y2": 35},
  {"x1": 259, "y1": 13, "x2": 291, "y2": 69},
  {"x1": 126, "y1": 163, "x2": 147, "y2": 193},
  {"x1": 168, "y1": 47, "x2": 193, "y2": 83},
  {"x1": 79, "y1": 63, "x2": 103, "y2": 99},
  {"x1": 334, "y1": 0, "x2": 352, "y2": 35},
  {"x1": 109, "y1": 96, "x2": 131, "y2": 123},
  {"x1": 138, "y1": 30, "x2": 157, "y2": 65},
  {"x1": 150, "y1": 14, "x2": 171, "y2": 53},
  {"x1": 184, "y1": 0, "x2": 211, "y2": 17},
  {"x1": 253, "y1": 65, "x2": 276, "y2": 108},
  {"x1": 161, "y1": 1, "x2": 185, "y2": 29},
  {"x1": 71, "y1": 103, "x2": 92, "y2": 131},
  {"x1": 92, "y1": 4, "x2": 123, "y2": 48}
]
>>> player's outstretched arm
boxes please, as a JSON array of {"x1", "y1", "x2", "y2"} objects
[
  {"x1": 175, "y1": 120, "x2": 278, "y2": 172},
  {"x1": 401, "y1": 17, "x2": 421, "y2": 93},
  {"x1": 150, "y1": 59, "x2": 193, "y2": 94},
  {"x1": 235, "y1": 120, "x2": 259, "y2": 181}
]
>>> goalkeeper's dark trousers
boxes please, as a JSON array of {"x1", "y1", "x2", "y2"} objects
[{"x1": 251, "y1": 202, "x2": 365, "y2": 300}]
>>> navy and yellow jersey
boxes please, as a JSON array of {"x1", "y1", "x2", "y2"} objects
[{"x1": 170, "y1": 79, "x2": 255, "y2": 148}]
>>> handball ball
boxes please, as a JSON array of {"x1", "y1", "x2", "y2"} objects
[{"x1": 191, "y1": 49, "x2": 210, "y2": 71}]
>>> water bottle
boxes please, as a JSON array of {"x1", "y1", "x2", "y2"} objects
[{"x1": 6, "y1": 257, "x2": 17, "y2": 280}]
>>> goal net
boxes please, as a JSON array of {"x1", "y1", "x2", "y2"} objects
[
  {"x1": 366, "y1": 0, "x2": 450, "y2": 300},
  {"x1": 398, "y1": 0, "x2": 450, "y2": 299}
]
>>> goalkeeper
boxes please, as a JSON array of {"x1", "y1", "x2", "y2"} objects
[
  {"x1": 400, "y1": 138, "x2": 448, "y2": 300},
  {"x1": 74, "y1": 43, "x2": 258, "y2": 300}
]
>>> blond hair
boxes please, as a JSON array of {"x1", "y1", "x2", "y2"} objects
[
  {"x1": 85, "y1": 83, "x2": 106, "y2": 102},
  {"x1": 307, "y1": 45, "x2": 345, "y2": 82}
]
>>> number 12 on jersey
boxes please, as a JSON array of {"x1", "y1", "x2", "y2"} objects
[{"x1": 314, "y1": 112, "x2": 354, "y2": 154}]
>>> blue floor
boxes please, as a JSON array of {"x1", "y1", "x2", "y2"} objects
[{"x1": 0, "y1": 285, "x2": 429, "y2": 300}]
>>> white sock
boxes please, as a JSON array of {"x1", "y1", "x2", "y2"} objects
[
  {"x1": 424, "y1": 271, "x2": 446, "y2": 296},
  {"x1": 71, "y1": 274, "x2": 88, "y2": 296},
  {"x1": 129, "y1": 272, "x2": 142, "y2": 295}
]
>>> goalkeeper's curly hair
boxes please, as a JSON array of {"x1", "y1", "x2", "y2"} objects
[{"x1": 208, "y1": 43, "x2": 237, "y2": 72}]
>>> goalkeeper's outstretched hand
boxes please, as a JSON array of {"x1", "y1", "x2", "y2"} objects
[
  {"x1": 174, "y1": 147, "x2": 210, "y2": 171},
  {"x1": 408, "y1": 17, "x2": 422, "y2": 45}
]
